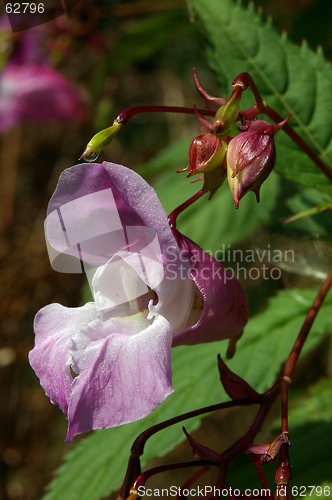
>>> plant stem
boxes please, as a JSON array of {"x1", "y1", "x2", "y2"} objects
[
  {"x1": 250, "y1": 458, "x2": 273, "y2": 496},
  {"x1": 246, "y1": 73, "x2": 265, "y2": 110},
  {"x1": 130, "y1": 398, "x2": 251, "y2": 458},
  {"x1": 214, "y1": 267, "x2": 332, "y2": 469},
  {"x1": 264, "y1": 105, "x2": 332, "y2": 183},
  {"x1": 129, "y1": 460, "x2": 219, "y2": 496},
  {"x1": 280, "y1": 379, "x2": 289, "y2": 434},
  {"x1": 116, "y1": 105, "x2": 215, "y2": 126},
  {"x1": 241, "y1": 75, "x2": 332, "y2": 183},
  {"x1": 168, "y1": 188, "x2": 208, "y2": 230}
]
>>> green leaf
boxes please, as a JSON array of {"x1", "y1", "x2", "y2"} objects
[
  {"x1": 42, "y1": 286, "x2": 332, "y2": 500},
  {"x1": 137, "y1": 137, "x2": 191, "y2": 179},
  {"x1": 288, "y1": 378, "x2": 332, "y2": 425},
  {"x1": 191, "y1": 0, "x2": 332, "y2": 193},
  {"x1": 285, "y1": 187, "x2": 332, "y2": 237}
]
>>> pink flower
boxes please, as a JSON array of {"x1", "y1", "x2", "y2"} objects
[
  {"x1": 0, "y1": 21, "x2": 87, "y2": 132},
  {"x1": 0, "y1": 64, "x2": 87, "y2": 132},
  {"x1": 29, "y1": 162, "x2": 248, "y2": 441}
]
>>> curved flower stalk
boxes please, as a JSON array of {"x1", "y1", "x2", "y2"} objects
[
  {"x1": 29, "y1": 162, "x2": 248, "y2": 442},
  {"x1": 0, "y1": 19, "x2": 87, "y2": 133}
]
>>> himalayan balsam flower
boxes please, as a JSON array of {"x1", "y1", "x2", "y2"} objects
[{"x1": 29, "y1": 162, "x2": 248, "y2": 441}]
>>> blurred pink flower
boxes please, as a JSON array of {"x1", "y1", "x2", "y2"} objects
[{"x1": 0, "y1": 19, "x2": 87, "y2": 132}]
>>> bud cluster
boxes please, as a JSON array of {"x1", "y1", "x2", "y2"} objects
[{"x1": 182, "y1": 71, "x2": 290, "y2": 208}]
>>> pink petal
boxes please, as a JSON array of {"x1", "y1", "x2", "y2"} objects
[
  {"x1": 66, "y1": 314, "x2": 173, "y2": 441},
  {"x1": 172, "y1": 234, "x2": 248, "y2": 346},
  {"x1": 29, "y1": 302, "x2": 97, "y2": 415}
]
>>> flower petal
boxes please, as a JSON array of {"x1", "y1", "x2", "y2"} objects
[
  {"x1": 149, "y1": 271, "x2": 196, "y2": 334},
  {"x1": 29, "y1": 302, "x2": 97, "y2": 415},
  {"x1": 45, "y1": 162, "x2": 183, "y2": 271},
  {"x1": 66, "y1": 314, "x2": 173, "y2": 441},
  {"x1": 172, "y1": 234, "x2": 248, "y2": 346}
]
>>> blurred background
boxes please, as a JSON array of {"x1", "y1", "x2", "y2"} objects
[{"x1": 0, "y1": 0, "x2": 332, "y2": 499}]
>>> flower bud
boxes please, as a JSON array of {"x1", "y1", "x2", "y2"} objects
[
  {"x1": 179, "y1": 132, "x2": 227, "y2": 178},
  {"x1": 213, "y1": 85, "x2": 244, "y2": 138},
  {"x1": 227, "y1": 117, "x2": 290, "y2": 208},
  {"x1": 80, "y1": 119, "x2": 123, "y2": 161},
  {"x1": 274, "y1": 446, "x2": 292, "y2": 486}
]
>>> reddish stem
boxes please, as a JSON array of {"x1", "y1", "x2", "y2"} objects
[
  {"x1": 119, "y1": 400, "x2": 252, "y2": 498},
  {"x1": 130, "y1": 460, "x2": 219, "y2": 494},
  {"x1": 179, "y1": 466, "x2": 210, "y2": 494},
  {"x1": 116, "y1": 105, "x2": 215, "y2": 126},
  {"x1": 246, "y1": 73, "x2": 265, "y2": 110},
  {"x1": 221, "y1": 397, "x2": 275, "y2": 466},
  {"x1": 250, "y1": 457, "x2": 273, "y2": 497},
  {"x1": 210, "y1": 266, "x2": 332, "y2": 471},
  {"x1": 130, "y1": 398, "x2": 251, "y2": 458},
  {"x1": 264, "y1": 105, "x2": 332, "y2": 183},
  {"x1": 120, "y1": 267, "x2": 332, "y2": 499},
  {"x1": 241, "y1": 75, "x2": 332, "y2": 183},
  {"x1": 168, "y1": 188, "x2": 208, "y2": 230},
  {"x1": 280, "y1": 378, "x2": 289, "y2": 434},
  {"x1": 275, "y1": 445, "x2": 292, "y2": 490}
]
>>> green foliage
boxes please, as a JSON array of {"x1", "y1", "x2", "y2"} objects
[
  {"x1": 42, "y1": 287, "x2": 332, "y2": 500},
  {"x1": 106, "y1": 12, "x2": 196, "y2": 73},
  {"x1": 285, "y1": 187, "x2": 332, "y2": 238},
  {"x1": 191, "y1": 0, "x2": 332, "y2": 193}
]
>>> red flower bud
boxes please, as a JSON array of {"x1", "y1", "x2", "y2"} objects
[
  {"x1": 227, "y1": 117, "x2": 290, "y2": 208},
  {"x1": 178, "y1": 132, "x2": 227, "y2": 177}
]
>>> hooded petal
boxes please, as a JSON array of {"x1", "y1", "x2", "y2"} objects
[
  {"x1": 29, "y1": 302, "x2": 97, "y2": 415},
  {"x1": 45, "y1": 162, "x2": 184, "y2": 271},
  {"x1": 172, "y1": 233, "x2": 248, "y2": 347},
  {"x1": 66, "y1": 314, "x2": 173, "y2": 441}
]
